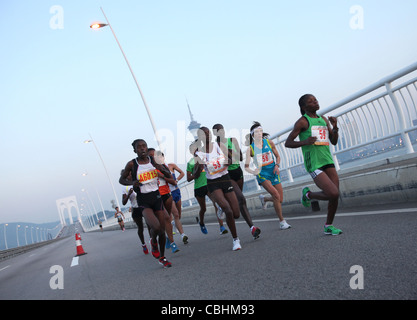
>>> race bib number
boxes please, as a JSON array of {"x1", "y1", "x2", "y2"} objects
[
  {"x1": 256, "y1": 151, "x2": 274, "y2": 167},
  {"x1": 311, "y1": 126, "x2": 329, "y2": 146},
  {"x1": 137, "y1": 169, "x2": 158, "y2": 184},
  {"x1": 206, "y1": 154, "x2": 227, "y2": 175}
]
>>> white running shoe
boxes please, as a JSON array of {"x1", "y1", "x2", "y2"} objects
[
  {"x1": 280, "y1": 220, "x2": 291, "y2": 230},
  {"x1": 232, "y1": 238, "x2": 242, "y2": 251},
  {"x1": 215, "y1": 203, "x2": 225, "y2": 220},
  {"x1": 259, "y1": 194, "x2": 267, "y2": 210}
]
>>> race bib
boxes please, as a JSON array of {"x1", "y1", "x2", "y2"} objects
[
  {"x1": 137, "y1": 169, "x2": 158, "y2": 184},
  {"x1": 256, "y1": 151, "x2": 274, "y2": 167},
  {"x1": 311, "y1": 126, "x2": 329, "y2": 146},
  {"x1": 206, "y1": 154, "x2": 227, "y2": 175}
]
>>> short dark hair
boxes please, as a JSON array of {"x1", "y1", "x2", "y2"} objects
[
  {"x1": 131, "y1": 139, "x2": 146, "y2": 149},
  {"x1": 298, "y1": 94, "x2": 313, "y2": 115}
]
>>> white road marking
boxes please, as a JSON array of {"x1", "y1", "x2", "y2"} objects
[
  {"x1": 70, "y1": 257, "x2": 79, "y2": 267},
  {"x1": 0, "y1": 265, "x2": 10, "y2": 272},
  {"x1": 196, "y1": 207, "x2": 416, "y2": 226}
]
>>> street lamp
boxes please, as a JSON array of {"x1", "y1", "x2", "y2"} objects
[
  {"x1": 16, "y1": 225, "x2": 20, "y2": 247},
  {"x1": 83, "y1": 133, "x2": 121, "y2": 210},
  {"x1": 24, "y1": 226, "x2": 28, "y2": 245},
  {"x1": 3, "y1": 224, "x2": 8, "y2": 249},
  {"x1": 90, "y1": 7, "x2": 162, "y2": 150}
]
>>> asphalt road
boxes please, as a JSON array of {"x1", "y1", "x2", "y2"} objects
[{"x1": 1, "y1": 205, "x2": 416, "y2": 301}]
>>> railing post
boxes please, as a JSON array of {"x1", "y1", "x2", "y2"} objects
[{"x1": 385, "y1": 82, "x2": 414, "y2": 154}]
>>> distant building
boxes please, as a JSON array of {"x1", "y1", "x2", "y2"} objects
[{"x1": 186, "y1": 99, "x2": 201, "y2": 139}]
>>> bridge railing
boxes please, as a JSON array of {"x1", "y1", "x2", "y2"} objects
[
  {"x1": 178, "y1": 62, "x2": 417, "y2": 205},
  {"x1": 272, "y1": 61, "x2": 417, "y2": 182}
]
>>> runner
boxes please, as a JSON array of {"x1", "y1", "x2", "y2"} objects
[
  {"x1": 147, "y1": 148, "x2": 177, "y2": 251},
  {"x1": 114, "y1": 207, "x2": 125, "y2": 231},
  {"x1": 244, "y1": 122, "x2": 291, "y2": 230},
  {"x1": 98, "y1": 219, "x2": 103, "y2": 233},
  {"x1": 285, "y1": 94, "x2": 342, "y2": 235},
  {"x1": 121, "y1": 169, "x2": 149, "y2": 254},
  {"x1": 119, "y1": 139, "x2": 172, "y2": 268},
  {"x1": 195, "y1": 127, "x2": 241, "y2": 251},
  {"x1": 187, "y1": 140, "x2": 228, "y2": 235},
  {"x1": 167, "y1": 161, "x2": 184, "y2": 220},
  {"x1": 213, "y1": 123, "x2": 261, "y2": 239},
  {"x1": 155, "y1": 151, "x2": 189, "y2": 251}
]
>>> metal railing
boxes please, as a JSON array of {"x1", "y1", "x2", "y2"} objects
[{"x1": 178, "y1": 61, "x2": 417, "y2": 204}]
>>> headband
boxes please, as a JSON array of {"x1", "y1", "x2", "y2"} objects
[{"x1": 251, "y1": 126, "x2": 263, "y2": 136}]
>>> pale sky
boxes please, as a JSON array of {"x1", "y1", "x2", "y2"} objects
[{"x1": 1, "y1": 0, "x2": 417, "y2": 223}]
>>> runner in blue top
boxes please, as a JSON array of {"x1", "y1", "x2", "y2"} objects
[{"x1": 245, "y1": 122, "x2": 291, "y2": 230}]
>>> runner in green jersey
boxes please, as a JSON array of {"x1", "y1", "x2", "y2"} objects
[{"x1": 285, "y1": 94, "x2": 342, "y2": 235}]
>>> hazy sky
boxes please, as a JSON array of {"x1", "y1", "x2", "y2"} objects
[{"x1": 1, "y1": 0, "x2": 417, "y2": 224}]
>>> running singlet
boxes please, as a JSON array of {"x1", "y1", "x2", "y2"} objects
[
  {"x1": 157, "y1": 167, "x2": 171, "y2": 196},
  {"x1": 122, "y1": 186, "x2": 138, "y2": 208},
  {"x1": 299, "y1": 114, "x2": 334, "y2": 173},
  {"x1": 250, "y1": 139, "x2": 275, "y2": 173},
  {"x1": 133, "y1": 157, "x2": 159, "y2": 193},
  {"x1": 196, "y1": 143, "x2": 228, "y2": 180},
  {"x1": 168, "y1": 170, "x2": 178, "y2": 192},
  {"x1": 226, "y1": 138, "x2": 240, "y2": 171},
  {"x1": 186, "y1": 158, "x2": 207, "y2": 189}
]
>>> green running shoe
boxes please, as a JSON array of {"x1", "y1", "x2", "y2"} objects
[
  {"x1": 324, "y1": 225, "x2": 343, "y2": 236},
  {"x1": 301, "y1": 187, "x2": 311, "y2": 208}
]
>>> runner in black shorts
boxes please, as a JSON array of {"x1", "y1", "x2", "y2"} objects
[
  {"x1": 195, "y1": 127, "x2": 241, "y2": 251},
  {"x1": 121, "y1": 169, "x2": 150, "y2": 254},
  {"x1": 187, "y1": 140, "x2": 228, "y2": 235},
  {"x1": 119, "y1": 139, "x2": 173, "y2": 268},
  {"x1": 213, "y1": 124, "x2": 261, "y2": 239}
]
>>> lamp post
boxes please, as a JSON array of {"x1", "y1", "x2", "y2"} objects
[
  {"x1": 84, "y1": 133, "x2": 121, "y2": 210},
  {"x1": 25, "y1": 226, "x2": 28, "y2": 245},
  {"x1": 16, "y1": 225, "x2": 20, "y2": 247},
  {"x1": 31, "y1": 226, "x2": 34, "y2": 244},
  {"x1": 3, "y1": 224, "x2": 8, "y2": 249},
  {"x1": 90, "y1": 7, "x2": 162, "y2": 150}
]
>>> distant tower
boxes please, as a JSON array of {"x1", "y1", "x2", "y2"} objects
[{"x1": 186, "y1": 99, "x2": 201, "y2": 139}]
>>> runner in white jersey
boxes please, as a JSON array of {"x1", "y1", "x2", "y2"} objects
[
  {"x1": 195, "y1": 127, "x2": 241, "y2": 251},
  {"x1": 121, "y1": 169, "x2": 149, "y2": 254},
  {"x1": 114, "y1": 207, "x2": 125, "y2": 231},
  {"x1": 119, "y1": 139, "x2": 173, "y2": 268}
]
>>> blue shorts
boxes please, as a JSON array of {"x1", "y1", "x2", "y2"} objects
[
  {"x1": 171, "y1": 188, "x2": 181, "y2": 203},
  {"x1": 256, "y1": 169, "x2": 281, "y2": 186}
]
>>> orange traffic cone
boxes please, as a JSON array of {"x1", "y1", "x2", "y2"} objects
[{"x1": 75, "y1": 232, "x2": 87, "y2": 256}]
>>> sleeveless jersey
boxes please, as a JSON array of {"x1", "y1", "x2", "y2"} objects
[
  {"x1": 250, "y1": 138, "x2": 275, "y2": 173},
  {"x1": 122, "y1": 186, "x2": 138, "y2": 208},
  {"x1": 299, "y1": 114, "x2": 334, "y2": 173},
  {"x1": 157, "y1": 164, "x2": 171, "y2": 196},
  {"x1": 227, "y1": 138, "x2": 240, "y2": 171},
  {"x1": 131, "y1": 157, "x2": 159, "y2": 193},
  {"x1": 196, "y1": 143, "x2": 228, "y2": 180}
]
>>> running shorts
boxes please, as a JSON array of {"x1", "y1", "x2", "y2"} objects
[
  {"x1": 171, "y1": 188, "x2": 181, "y2": 203},
  {"x1": 194, "y1": 185, "x2": 207, "y2": 198},
  {"x1": 206, "y1": 174, "x2": 234, "y2": 194},
  {"x1": 256, "y1": 169, "x2": 281, "y2": 186},
  {"x1": 309, "y1": 164, "x2": 335, "y2": 179},
  {"x1": 228, "y1": 166, "x2": 243, "y2": 182},
  {"x1": 137, "y1": 190, "x2": 164, "y2": 213}
]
